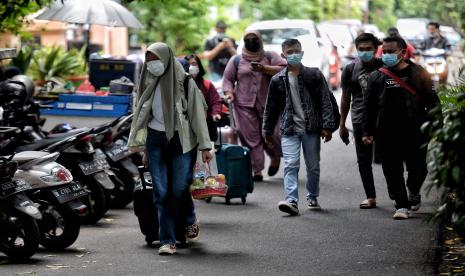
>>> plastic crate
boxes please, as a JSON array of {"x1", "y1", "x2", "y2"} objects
[
  {"x1": 59, "y1": 94, "x2": 131, "y2": 104},
  {"x1": 40, "y1": 94, "x2": 132, "y2": 117}
]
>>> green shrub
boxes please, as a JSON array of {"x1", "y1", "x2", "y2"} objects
[
  {"x1": 27, "y1": 45, "x2": 86, "y2": 81},
  {"x1": 425, "y1": 73, "x2": 465, "y2": 238},
  {"x1": 8, "y1": 44, "x2": 33, "y2": 74}
]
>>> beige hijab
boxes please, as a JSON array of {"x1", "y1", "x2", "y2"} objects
[{"x1": 136, "y1": 42, "x2": 186, "y2": 141}]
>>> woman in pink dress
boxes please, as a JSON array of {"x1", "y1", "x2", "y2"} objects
[{"x1": 223, "y1": 30, "x2": 287, "y2": 181}]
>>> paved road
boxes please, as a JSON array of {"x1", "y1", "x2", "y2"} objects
[{"x1": 1, "y1": 92, "x2": 439, "y2": 276}]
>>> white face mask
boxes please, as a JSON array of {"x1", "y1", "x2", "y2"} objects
[
  {"x1": 146, "y1": 60, "x2": 165, "y2": 76},
  {"x1": 189, "y1": 65, "x2": 199, "y2": 77}
]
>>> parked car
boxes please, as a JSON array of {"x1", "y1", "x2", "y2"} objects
[
  {"x1": 440, "y1": 26, "x2": 462, "y2": 50},
  {"x1": 318, "y1": 22, "x2": 357, "y2": 68},
  {"x1": 363, "y1": 24, "x2": 385, "y2": 39},
  {"x1": 237, "y1": 19, "x2": 331, "y2": 80},
  {"x1": 397, "y1": 18, "x2": 429, "y2": 49}
]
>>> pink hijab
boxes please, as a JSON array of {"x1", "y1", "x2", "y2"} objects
[{"x1": 242, "y1": 30, "x2": 265, "y2": 62}]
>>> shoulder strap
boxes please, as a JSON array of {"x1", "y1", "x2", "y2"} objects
[
  {"x1": 203, "y1": 79, "x2": 211, "y2": 91},
  {"x1": 183, "y1": 75, "x2": 191, "y2": 100},
  {"x1": 233, "y1": 54, "x2": 241, "y2": 82},
  {"x1": 378, "y1": 67, "x2": 420, "y2": 101}
]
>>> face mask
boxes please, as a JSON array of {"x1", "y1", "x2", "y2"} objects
[
  {"x1": 244, "y1": 40, "x2": 260, "y2": 52},
  {"x1": 189, "y1": 65, "x2": 199, "y2": 77},
  {"x1": 287, "y1": 53, "x2": 303, "y2": 66},
  {"x1": 146, "y1": 60, "x2": 165, "y2": 76},
  {"x1": 358, "y1": 51, "x2": 374, "y2": 63},
  {"x1": 382, "y1": 53, "x2": 401, "y2": 67}
]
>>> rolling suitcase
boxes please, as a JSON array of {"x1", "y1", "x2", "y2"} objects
[
  {"x1": 215, "y1": 143, "x2": 254, "y2": 205},
  {"x1": 133, "y1": 166, "x2": 186, "y2": 246}
]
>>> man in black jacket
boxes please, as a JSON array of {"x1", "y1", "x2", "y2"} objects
[
  {"x1": 362, "y1": 36, "x2": 440, "y2": 219},
  {"x1": 263, "y1": 38, "x2": 336, "y2": 216}
]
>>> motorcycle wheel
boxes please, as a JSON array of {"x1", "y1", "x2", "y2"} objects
[
  {"x1": 38, "y1": 203, "x2": 80, "y2": 250},
  {"x1": 109, "y1": 169, "x2": 135, "y2": 209},
  {"x1": 80, "y1": 179, "x2": 108, "y2": 224},
  {"x1": 0, "y1": 209, "x2": 40, "y2": 261}
]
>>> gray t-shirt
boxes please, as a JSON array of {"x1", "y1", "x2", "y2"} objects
[
  {"x1": 341, "y1": 59, "x2": 383, "y2": 127},
  {"x1": 288, "y1": 73, "x2": 306, "y2": 132}
]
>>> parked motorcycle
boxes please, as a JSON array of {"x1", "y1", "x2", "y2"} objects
[
  {"x1": 12, "y1": 150, "x2": 88, "y2": 250},
  {"x1": 0, "y1": 147, "x2": 41, "y2": 261},
  {"x1": 14, "y1": 130, "x2": 112, "y2": 224}
]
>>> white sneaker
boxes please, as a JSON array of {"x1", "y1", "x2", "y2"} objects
[
  {"x1": 278, "y1": 201, "x2": 299, "y2": 216},
  {"x1": 393, "y1": 208, "x2": 410, "y2": 220},
  {"x1": 158, "y1": 244, "x2": 176, "y2": 255}
]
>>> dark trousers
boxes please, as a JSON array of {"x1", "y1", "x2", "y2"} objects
[
  {"x1": 379, "y1": 137, "x2": 428, "y2": 209},
  {"x1": 354, "y1": 127, "x2": 376, "y2": 198}
]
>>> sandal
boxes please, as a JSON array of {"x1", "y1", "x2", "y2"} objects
[{"x1": 360, "y1": 198, "x2": 376, "y2": 209}]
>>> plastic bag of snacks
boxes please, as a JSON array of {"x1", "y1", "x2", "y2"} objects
[{"x1": 190, "y1": 152, "x2": 227, "y2": 200}]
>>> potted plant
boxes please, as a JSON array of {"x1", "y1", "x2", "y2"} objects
[{"x1": 27, "y1": 45, "x2": 87, "y2": 86}]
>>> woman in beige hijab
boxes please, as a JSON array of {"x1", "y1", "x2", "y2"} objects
[{"x1": 128, "y1": 43, "x2": 212, "y2": 255}]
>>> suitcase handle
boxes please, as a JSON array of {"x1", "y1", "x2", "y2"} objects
[{"x1": 137, "y1": 166, "x2": 148, "y2": 191}]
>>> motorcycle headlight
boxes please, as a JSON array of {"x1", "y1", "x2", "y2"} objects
[
  {"x1": 436, "y1": 63, "x2": 446, "y2": 74},
  {"x1": 40, "y1": 167, "x2": 73, "y2": 184},
  {"x1": 426, "y1": 65, "x2": 435, "y2": 74}
]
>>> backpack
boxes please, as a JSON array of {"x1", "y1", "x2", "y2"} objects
[{"x1": 306, "y1": 68, "x2": 340, "y2": 133}]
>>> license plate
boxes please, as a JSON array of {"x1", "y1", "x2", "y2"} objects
[
  {"x1": 51, "y1": 182, "x2": 87, "y2": 204},
  {"x1": 78, "y1": 158, "x2": 110, "y2": 175},
  {"x1": 105, "y1": 144, "x2": 130, "y2": 162},
  {"x1": 0, "y1": 179, "x2": 31, "y2": 198}
]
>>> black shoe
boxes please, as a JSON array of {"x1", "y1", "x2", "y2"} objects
[
  {"x1": 267, "y1": 159, "x2": 280, "y2": 177},
  {"x1": 278, "y1": 201, "x2": 299, "y2": 215},
  {"x1": 253, "y1": 174, "x2": 263, "y2": 182}
]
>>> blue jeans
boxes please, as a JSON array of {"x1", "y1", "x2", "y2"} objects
[
  {"x1": 281, "y1": 132, "x2": 321, "y2": 203},
  {"x1": 146, "y1": 129, "x2": 196, "y2": 245}
]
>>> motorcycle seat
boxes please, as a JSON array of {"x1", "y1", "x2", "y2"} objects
[
  {"x1": 47, "y1": 128, "x2": 90, "y2": 138},
  {"x1": 16, "y1": 131, "x2": 86, "y2": 152},
  {"x1": 10, "y1": 151, "x2": 54, "y2": 164},
  {"x1": 16, "y1": 136, "x2": 69, "y2": 152}
]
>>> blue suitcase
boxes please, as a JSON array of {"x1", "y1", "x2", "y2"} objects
[{"x1": 215, "y1": 144, "x2": 254, "y2": 205}]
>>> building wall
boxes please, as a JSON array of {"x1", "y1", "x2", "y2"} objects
[{"x1": 0, "y1": 20, "x2": 128, "y2": 56}]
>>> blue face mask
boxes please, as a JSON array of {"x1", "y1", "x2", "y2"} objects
[
  {"x1": 358, "y1": 51, "x2": 374, "y2": 62},
  {"x1": 287, "y1": 53, "x2": 303, "y2": 66},
  {"x1": 382, "y1": 53, "x2": 401, "y2": 67}
]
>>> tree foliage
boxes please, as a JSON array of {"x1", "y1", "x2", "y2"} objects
[{"x1": 0, "y1": 0, "x2": 51, "y2": 34}]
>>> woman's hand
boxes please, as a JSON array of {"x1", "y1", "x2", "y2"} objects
[
  {"x1": 212, "y1": 114, "x2": 222, "y2": 122},
  {"x1": 201, "y1": 150, "x2": 213, "y2": 163},
  {"x1": 142, "y1": 150, "x2": 148, "y2": 167}
]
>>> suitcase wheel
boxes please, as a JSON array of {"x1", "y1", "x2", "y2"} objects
[
  {"x1": 241, "y1": 197, "x2": 246, "y2": 205},
  {"x1": 225, "y1": 196, "x2": 231, "y2": 205},
  {"x1": 205, "y1": 197, "x2": 212, "y2": 203}
]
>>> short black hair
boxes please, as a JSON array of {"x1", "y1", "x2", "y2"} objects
[
  {"x1": 355, "y1": 33, "x2": 381, "y2": 47},
  {"x1": 216, "y1": 20, "x2": 227, "y2": 29},
  {"x1": 387, "y1": 27, "x2": 399, "y2": 36},
  {"x1": 184, "y1": 54, "x2": 206, "y2": 79},
  {"x1": 281, "y1": 38, "x2": 301, "y2": 51},
  {"x1": 383, "y1": 35, "x2": 407, "y2": 50},
  {"x1": 428, "y1": 22, "x2": 440, "y2": 29}
]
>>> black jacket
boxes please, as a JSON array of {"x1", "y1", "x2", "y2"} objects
[
  {"x1": 363, "y1": 61, "x2": 440, "y2": 139},
  {"x1": 263, "y1": 66, "x2": 336, "y2": 136}
]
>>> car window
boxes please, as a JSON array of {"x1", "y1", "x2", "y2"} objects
[{"x1": 258, "y1": 28, "x2": 310, "y2": 45}]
